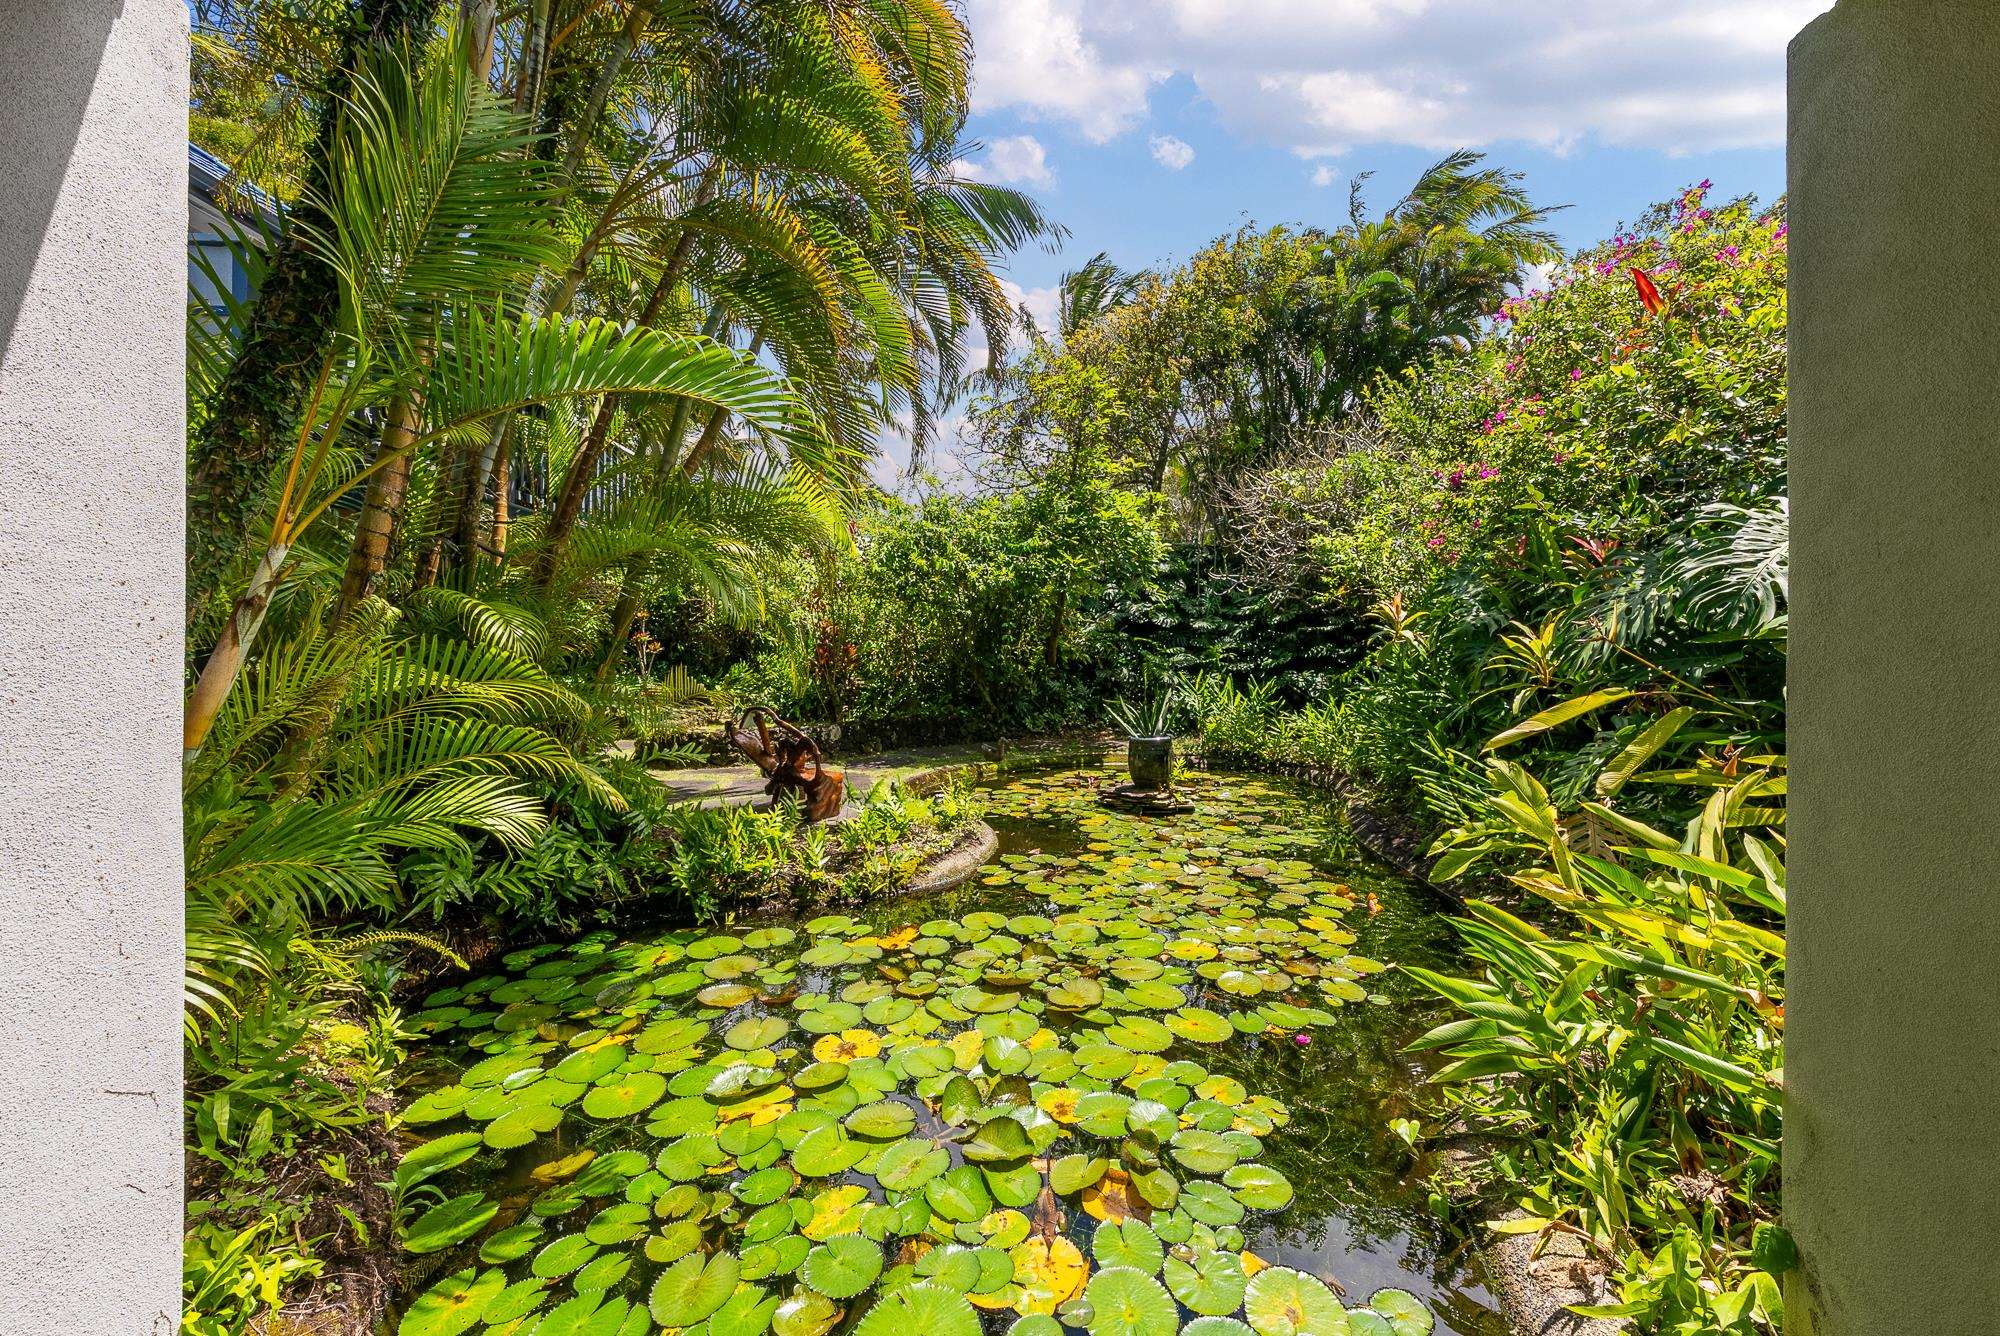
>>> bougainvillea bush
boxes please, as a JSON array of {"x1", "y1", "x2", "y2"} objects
[{"x1": 1206, "y1": 185, "x2": 1788, "y2": 811}]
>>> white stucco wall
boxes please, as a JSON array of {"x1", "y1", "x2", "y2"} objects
[{"x1": 0, "y1": 2, "x2": 187, "y2": 1331}]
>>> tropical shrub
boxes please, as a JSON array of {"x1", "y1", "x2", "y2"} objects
[
  {"x1": 721, "y1": 453, "x2": 1163, "y2": 745},
  {"x1": 1409, "y1": 721, "x2": 1788, "y2": 1335}
]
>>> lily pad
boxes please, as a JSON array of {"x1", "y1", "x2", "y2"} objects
[
  {"x1": 403, "y1": 1193, "x2": 498, "y2": 1255},
  {"x1": 801, "y1": 1234, "x2": 885, "y2": 1299},
  {"x1": 1165, "y1": 1249, "x2": 1251, "y2": 1316},
  {"x1": 1244, "y1": 1267, "x2": 1347, "y2": 1336},
  {"x1": 1223, "y1": 1163, "x2": 1294, "y2": 1210},
  {"x1": 396, "y1": 1267, "x2": 504, "y2": 1336},
  {"x1": 581, "y1": 1070, "x2": 666, "y2": 1119},
  {"x1": 648, "y1": 1250, "x2": 742, "y2": 1327},
  {"x1": 852, "y1": 1282, "x2": 982, "y2": 1336},
  {"x1": 727, "y1": 1016, "x2": 790, "y2": 1050},
  {"x1": 1082, "y1": 1267, "x2": 1180, "y2": 1336},
  {"x1": 1366, "y1": 1289, "x2": 1434, "y2": 1336}
]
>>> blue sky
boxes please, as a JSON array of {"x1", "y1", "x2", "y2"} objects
[{"x1": 886, "y1": 0, "x2": 1832, "y2": 485}]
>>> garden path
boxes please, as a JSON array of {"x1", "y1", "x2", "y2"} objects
[
  {"x1": 632, "y1": 736, "x2": 1118, "y2": 808},
  {"x1": 634, "y1": 740, "x2": 996, "y2": 808}
]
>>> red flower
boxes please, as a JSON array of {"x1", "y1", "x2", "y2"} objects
[{"x1": 1631, "y1": 267, "x2": 1668, "y2": 316}]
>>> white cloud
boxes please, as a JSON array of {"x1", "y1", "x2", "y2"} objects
[
  {"x1": 1310, "y1": 164, "x2": 1340, "y2": 187},
  {"x1": 962, "y1": 0, "x2": 1835, "y2": 156},
  {"x1": 1002, "y1": 278, "x2": 1063, "y2": 344},
  {"x1": 1149, "y1": 134, "x2": 1196, "y2": 170},
  {"x1": 962, "y1": 0, "x2": 1165, "y2": 142},
  {"x1": 954, "y1": 134, "x2": 1058, "y2": 189}
]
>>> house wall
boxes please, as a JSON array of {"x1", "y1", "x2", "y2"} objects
[
  {"x1": 0, "y1": 1, "x2": 187, "y2": 1331},
  {"x1": 1787, "y1": 1, "x2": 2000, "y2": 1330}
]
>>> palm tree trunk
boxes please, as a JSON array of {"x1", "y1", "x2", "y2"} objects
[
  {"x1": 596, "y1": 584, "x2": 647, "y2": 680},
  {"x1": 447, "y1": 417, "x2": 509, "y2": 576},
  {"x1": 462, "y1": 0, "x2": 497, "y2": 81},
  {"x1": 561, "y1": 0, "x2": 657, "y2": 182},
  {"x1": 533, "y1": 198, "x2": 711, "y2": 588},
  {"x1": 334, "y1": 387, "x2": 423, "y2": 620},
  {"x1": 490, "y1": 436, "x2": 511, "y2": 555},
  {"x1": 444, "y1": 10, "x2": 661, "y2": 582},
  {"x1": 677, "y1": 333, "x2": 762, "y2": 475},
  {"x1": 184, "y1": 544, "x2": 291, "y2": 761}
]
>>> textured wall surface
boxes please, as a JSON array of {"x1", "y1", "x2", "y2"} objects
[
  {"x1": 0, "y1": 2, "x2": 186, "y2": 1331},
  {"x1": 1788, "y1": 2, "x2": 2000, "y2": 1332}
]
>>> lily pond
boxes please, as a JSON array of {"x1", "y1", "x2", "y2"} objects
[{"x1": 393, "y1": 764, "x2": 1507, "y2": 1336}]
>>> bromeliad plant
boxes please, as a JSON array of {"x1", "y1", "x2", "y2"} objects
[{"x1": 1406, "y1": 704, "x2": 1788, "y2": 1335}]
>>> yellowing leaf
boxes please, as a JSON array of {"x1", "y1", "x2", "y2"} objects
[{"x1": 1009, "y1": 1237, "x2": 1088, "y2": 1315}]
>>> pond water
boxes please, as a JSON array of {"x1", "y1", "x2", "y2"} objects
[{"x1": 392, "y1": 763, "x2": 1507, "y2": 1336}]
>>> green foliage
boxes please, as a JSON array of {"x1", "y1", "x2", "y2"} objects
[
  {"x1": 724, "y1": 451, "x2": 1162, "y2": 743},
  {"x1": 1408, "y1": 728, "x2": 1786, "y2": 1335},
  {"x1": 645, "y1": 777, "x2": 986, "y2": 915}
]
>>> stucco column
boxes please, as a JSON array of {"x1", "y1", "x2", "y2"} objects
[
  {"x1": 0, "y1": 2, "x2": 186, "y2": 1332},
  {"x1": 1787, "y1": 3, "x2": 2000, "y2": 1332}
]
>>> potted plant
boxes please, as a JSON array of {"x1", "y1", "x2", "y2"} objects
[{"x1": 1106, "y1": 679, "x2": 1177, "y2": 792}]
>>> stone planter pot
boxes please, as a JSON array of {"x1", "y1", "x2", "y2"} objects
[{"x1": 1126, "y1": 736, "x2": 1174, "y2": 792}]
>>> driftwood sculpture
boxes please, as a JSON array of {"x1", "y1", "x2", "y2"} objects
[{"x1": 724, "y1": 707, "x2": 846, "y2": 822}]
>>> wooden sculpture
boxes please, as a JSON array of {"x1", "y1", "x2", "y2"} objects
[{"x1": 724, "y1": 707, "x2": 846, "y2": 822}]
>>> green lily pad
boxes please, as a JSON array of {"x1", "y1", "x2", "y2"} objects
[
  {"x1": 396, "y1": 1267, "x2": 504, "y2": 1336},
  {"x1": 1165, "y1": 1249, "x2": 1250, "y2": 1316},
  {"x1": 876, "y1": 1138, "x2": 951, "y2": 1191},
  {"x1": 1366, "y1": 1289, "x2": 1434, "y2": 1336},
  {"x1": 484, "y1": 1102, "x2": 563, "y2": 1149},
  {"x1": 726, "y1": 1015, "x2": 790, "y2": 1050},
  {"x1": 793, "y1": 1124, "x2": 867, "y2": 1178},
  {"x1": 478, "y1": 1220, "x2": 544, "y2": 1264},
  {"x1": 1009, "y1": 1317, "x2": 1066, "y2": 1336},
  {"x1": 581, "y1": 1070, "x2": 666, "y2": 1119},
  {"x1": 1050, "y1": 1153, "x2": 1108, "y2": 1196},
  {"x1": 1171, "y1": 1129, "x2": 1241, "y2": 1175},
  {"x1": 648, "y1": 1250, "x2": 742, "y2": 1327},
  {"x1": 1092, "y1": 1221, "x2": 1163, "y2": 1275},
  {"x1": 735, "y1": 1165, "x2": 795, "y2": 1206},
  {"x1": 845, "y1": 1100, "x2": 917, "y2": 1138},
  {"x1": 404, "y1": 1085, "x2": 472, "y2": 1125},
  {"x1": 1244, "y1": 1267, "x2": 1347, "y2": 1336},
  {"x1": 772, "y1": 1288, "x2": 843, "y2": 1335},
  {"x1": 852, "y1": 1282, "x2": 982, "y2": 1336},
  {"x1": 800, "y1": 1234, "x2": 884, "y2": 1299},
  {"x1": 1223, "y1": 1163, "x2": 1294, "y2": 1210},
  {"x1": 403, "y1": 1193, "x2": 497, "y2": 1255},
  {"x1": 478, "y1": 1276, "x2": 550, "y2": 1327},
  {"x1": 396, "y1": 1132, "x2": 485, "y2": 1191},
  {"x1": 1167, "y1": 1008, "x2": 1235, "y2": 1043},
  {"x1": 1082, "y1": 1266, "x2": 1180, "y2": 1335},
  {"x1": 925, "y1": 1165, "x2": 993, "y2": 1222},
  {"x1": 710, "y1": 1284, "x2": 781, "y2": 1336},
  {"x1": 530, "y1": 1233, "x2": 599, "y2": 1278},
  {"x1": 962, "y1": 1114, "x2": 1034, "y2": 1164}
]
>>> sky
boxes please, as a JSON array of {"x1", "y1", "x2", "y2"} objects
[{"x1": 877, "y1": 0, "x2": 1835, "y2": 488}]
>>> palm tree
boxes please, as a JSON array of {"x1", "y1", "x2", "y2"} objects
[
  {"x1": 1054, "y1": 252, "x2": 1145, "y2": 341},
  {"x1": 184, "y1": 31, "x2": 812, "y2": 759},
  {"x1": 187, "y1": 0, "x2": 440, "y2": 625}
]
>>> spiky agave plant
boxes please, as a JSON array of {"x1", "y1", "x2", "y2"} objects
[{"x1": 1105, "y1": 675, "x2": 1178, "y2": 739}]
